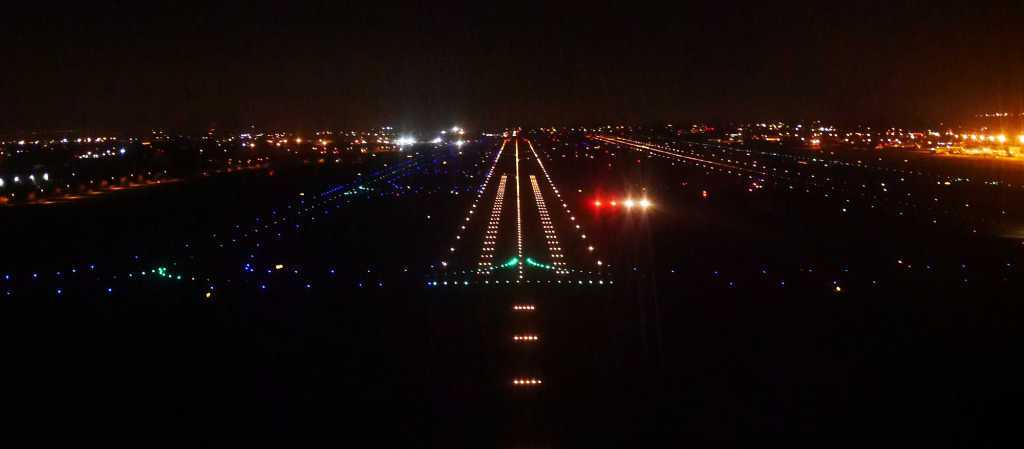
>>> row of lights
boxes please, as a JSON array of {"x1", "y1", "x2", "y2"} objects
[
  {"x1": 0, "y1": 172, "x2": 49, "y2": 188},
  {"x1": 478, "y1": 175, "x2": 508, "y2": 272},
  {"x1": 956, "y1": 133, "x2": 1024, "y2": 144},
  {"x1": 514, "y1": 140, "x2": 524, "y2": 279},
  {"x1": 428, "y1": 278, "x2": 611, "y2": 286},
  {"x1": 442, "y1": 139, "x2": 507, "y2": 270},
  {"x1": 592, "y1": 197, "x2": 652, "y2": 210},
  {"x1": 529, "y1": 175, "x2": 567, "y2": 274},
  {"x1": 525, "y1": 138, "x2": 601, "y2": 268}
]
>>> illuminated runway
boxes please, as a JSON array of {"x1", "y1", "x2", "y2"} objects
[
  {"x1": 425, "y1": 135, "x2": 616, "y2": 444},
  {"x1": 435, "y1": 136, "x2": 604, "y2": 284}
]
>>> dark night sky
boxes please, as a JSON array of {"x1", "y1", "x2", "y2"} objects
[{"x1": 1, "y1": 1, "x2": 1022, "y2": 134}]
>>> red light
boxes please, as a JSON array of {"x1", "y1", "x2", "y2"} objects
[
  {"x1": 594, "y1": 200, "x2": 602, "y2": 207},
  {"x1": 610, "y1": 200, "x2": 618, "y2": 206}
]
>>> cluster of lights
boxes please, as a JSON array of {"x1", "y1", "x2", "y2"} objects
[
  {"x1": 478, "y1": 175, "x2": 508, "y2": 272},
  {"x1": 145, "y1": 266, "x2": 183, "y2": 280},
  {"x1": 513, "y1": 335, "x2": 539, "y2": 341},
  {"x1": 594, "y1": 133, "x2": 1024, "y2": 238},
  {"x1": 512, "y1": 378, "x2": 542, "y2": 386},
  {"x1": 524, "y1": 139, "x2": 601, "y2": 268},
  {"x1": 222, "y1": 155, "x2": 438, "y2": 294},
  {"x1": 529, "y1": 175, "x2": 567, "y2": 274},
  {"x1": 441, "y1": 139, "x2": 507, "y2": 270},
  {"x1": 512, "y1": 304, "x2": 535, "y2": 311}
]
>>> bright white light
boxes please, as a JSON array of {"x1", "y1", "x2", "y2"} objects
[
  {"x1": 397, "y1": 136, "x2": 416, "y2": 146},
  {"x1": 0, "y1": 178, "x2": 4, "y2": 188},
  {"x1": 431, "y1": 137, "x2": 442, "y2": 144},
  {"x1": 455, "y1": 140, "x2": 465, "y2": 147},
  {"x1": 42, "y1": 173, "x2": 49, "y2": 181},
  {"x1": 451, "y1": 126, "x2": 461, "y2": 133},
  {"x1": 639, "y1": 198, "x2": 651, "y2": 208},
  {"x1": 623, "y1": 199, "x2": 635, "y2": 208},
  {"x1": 120, "y1": 148, "x2": 126, "y2": 155},
  {"x1": 13, "y1": 176, "x2": 20, "y2": 183}
]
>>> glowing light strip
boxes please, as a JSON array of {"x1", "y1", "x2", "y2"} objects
[
  {"x1": 514, "y1": 139, "x2": 523, "y2": 279},
  {"x1": 529, "y1": 175, "x2": 567, "y2": 274},
  {"x1": 478, "y1": 175, "x2": 508, "y2": 273},
  {"x1": 593, "y1": 135, "x2": 768, "y2": 177}
]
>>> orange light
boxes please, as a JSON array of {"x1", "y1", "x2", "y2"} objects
[{"x1": 593, "y1": 200, "x2": 602, "y2": 207}]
